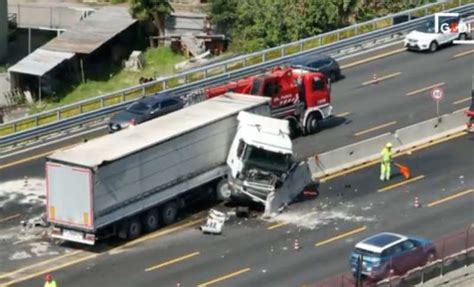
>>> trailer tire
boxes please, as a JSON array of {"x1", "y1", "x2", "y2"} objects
[
  {"x1": 161, "y1": 201, "x2": 178, "y2": 225},
  {"x1": 305, "y1": 112, "x2": 321, "y2": 134},
  {"x1": 128, "y1": 217, "x2": 142, "y2": 239},
  {"x1": 143, "y1": 209, "x2": 159, "y2": 232}
]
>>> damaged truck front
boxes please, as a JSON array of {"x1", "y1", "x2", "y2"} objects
[{"x1": 226, "y1": 112, "x2": 317, "y2": 216}]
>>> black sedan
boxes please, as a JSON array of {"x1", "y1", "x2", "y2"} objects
[
  {"x1": 108, "y1": 94, "x2": 184, "y2": 133},
  {"x1": 290, "y1": 54, "x2": 341, "y2": 82}
]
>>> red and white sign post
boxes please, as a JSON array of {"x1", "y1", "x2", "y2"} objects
[{"x1": 431, "y1": 87, "x2": 444, "y2": 118}]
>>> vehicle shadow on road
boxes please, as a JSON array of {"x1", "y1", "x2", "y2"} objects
[{"x1": 319, "y1": 115, "x2": 351, "y2": 131}]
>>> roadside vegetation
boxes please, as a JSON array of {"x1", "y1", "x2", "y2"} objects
[{"x1": 209, "y1": 0, "x2": 438, "y2": 52}]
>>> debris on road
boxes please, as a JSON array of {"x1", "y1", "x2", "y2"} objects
[{"x1": 200, "y1": 209, "x2": 227, "y2": 235}]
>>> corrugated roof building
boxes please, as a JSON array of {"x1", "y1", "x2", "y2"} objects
[{"x1": 8, "y1": 6, "x2": 137, "y2": 100}]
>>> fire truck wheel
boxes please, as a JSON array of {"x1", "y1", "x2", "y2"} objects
[
  {"x1": 288, "y1": 119, "x2": 300, "y2": 139},
  {"x1": 305, "y1": 113, "x2": 320, "y2": 134}
]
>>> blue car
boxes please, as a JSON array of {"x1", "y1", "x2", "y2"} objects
[{"x1": 350, "y1": 232, "x2": 436, "y2": 282}]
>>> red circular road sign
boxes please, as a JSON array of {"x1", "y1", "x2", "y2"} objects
[{"x1": 431, "y1": 87, "x2": 444, "y2": 102}]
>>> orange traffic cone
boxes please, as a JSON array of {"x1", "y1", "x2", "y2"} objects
[
  {"x1": 395, "y1": 163, "x2": 410, "y2": 179},
  {"x1": 294, "y1": 239, "x2": 300, "y2": 250},
  {"x1": 414, "y1": 196, "x2": 421, "y2": 208}
]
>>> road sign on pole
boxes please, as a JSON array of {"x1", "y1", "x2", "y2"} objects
[
  {"x1": 431, "y1": 87, "x2": 444, "y2": 101},
  {"x1": 431, "y1": 87, "x2": 444, "y2": 118}
]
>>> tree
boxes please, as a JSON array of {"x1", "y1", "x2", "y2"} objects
[
  {"x1": 209, "y1": 0, "x2": 434, "y2": 52},
  {"x1": 129, "y1": 0, "x2": 174, "y2": 37},
  {"x1": 207, "y1": 0, "x2": 238, "y2": 34}
]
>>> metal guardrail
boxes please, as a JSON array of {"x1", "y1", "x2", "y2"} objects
[{"x1": 1, "y1": 0, "x2": 473, "y2": 147}]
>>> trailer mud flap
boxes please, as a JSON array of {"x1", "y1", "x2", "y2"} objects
[{"x1": 264, "y1": 161, "x2": 315, "y2": 218}]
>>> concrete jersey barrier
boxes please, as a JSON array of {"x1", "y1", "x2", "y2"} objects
[{"x1": 311, "y1": 109, "x2": 467, "y2": 179}]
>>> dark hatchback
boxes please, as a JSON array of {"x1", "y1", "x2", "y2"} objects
[
  {"x1": 290, "y1": 54, "x2": 341, "y2": 82},
  {"x1": 108, "y1": 94, "x2": 184, "y2": 133}
]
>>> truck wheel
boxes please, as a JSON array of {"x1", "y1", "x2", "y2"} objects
[
  {"x1": 216, "y1": 179, "x2": 231, "y2": 201},
  {"x1": 128, "y1": 217, "x2": 142, "y2": 239},
  {"x1": 429, "y1": 41, "x2": 438, "y2": 53},
  {"x1": 305, "y1": 113, "x2": 320, "y2": 134},
  {"x1": 288, "y1": 119, "x2": 300, "y2": 139},
  {"x1": 161, "y1": 201, "x2": 178, "y2": 225},
  {"x1": 143, "y1": 209, "x2": 159, "y2": 232}
]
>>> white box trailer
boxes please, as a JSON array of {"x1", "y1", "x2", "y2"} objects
[{"x1": 46, "y1": 93, "x2": 271, "y2": 245}]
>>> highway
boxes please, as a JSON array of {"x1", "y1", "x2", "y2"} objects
[
  {"x1": 3, "y1": 131, "x2": 473, "y2": 286},
  {"x1": 0, "y1": 42, "x2": 472, "y2": 284}
]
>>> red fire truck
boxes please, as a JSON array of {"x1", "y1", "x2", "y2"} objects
[{"x1": 190, "y1": 67, "x2": 332, "y2": 136}]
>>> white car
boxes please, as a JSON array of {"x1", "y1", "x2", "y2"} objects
[{"x1": 404, "y1": 13, "x2": 469, "y2": 52}]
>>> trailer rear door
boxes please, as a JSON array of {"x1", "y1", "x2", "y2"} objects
[{"x1": 46, "y1": 162, "x2": 94, "y2": 230}]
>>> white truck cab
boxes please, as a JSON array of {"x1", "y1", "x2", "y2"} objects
[
  {"x1": 226, "y1": 112, "x2": 314, "y2": 212},
  {"x1": 405, "y1": 13, "x2": 469, "y2": 52},
  {"x1": 227, "y1": 111, "x2": 293, "y2": 200}
]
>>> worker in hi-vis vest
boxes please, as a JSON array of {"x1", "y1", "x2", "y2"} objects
[
  {"x1": 380, "y1": 142, "x2": 393, "y2": 181},
  {"x1": 44, "y1": 274, "x2": 57, "y2": 287}
]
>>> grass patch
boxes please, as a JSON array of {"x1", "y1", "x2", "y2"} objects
[
  {"x1": 43, "y1": 47, "x2": 185, "y2": 110},
  {"x1": 0, "y1": 65, "x2": 7, "y2": 73}
]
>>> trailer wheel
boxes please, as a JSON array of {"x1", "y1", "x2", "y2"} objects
[
  {"x1": 161, "y1": 201, "x2": 178, "y2": 225},
  {"x1": 128, "y1": 217, "x2": 142, "y2": 239},
  {"x1": 143, "y1": 209, "x2": 159, "y2": 232},
  {"x1": 305, "y1": 113, "x2": 321, "y2": 134}
]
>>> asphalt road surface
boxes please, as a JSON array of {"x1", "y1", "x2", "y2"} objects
[{"x1": 5, "y1": 132, "x2": 473, "y2": 287}]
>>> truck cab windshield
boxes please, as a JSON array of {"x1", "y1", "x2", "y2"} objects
[{"x1": 241, "y1": 144, "x2": 291, "y2": 173}]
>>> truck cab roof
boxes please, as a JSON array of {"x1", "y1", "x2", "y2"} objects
[{"x1": 237, "y1": 111, "x2": 292, "y2": 155}]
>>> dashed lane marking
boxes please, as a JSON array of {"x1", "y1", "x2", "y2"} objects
[
  {"x1": 377, "y1": 175, "x2": 425, "y2": 193},
  {"x1": 315, "y1": 226, "x2": 367, "y2": 247}
]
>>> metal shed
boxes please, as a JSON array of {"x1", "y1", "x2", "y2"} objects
[
  {"x1": 43, "y1": 7, "x2": 137, "y2": 55},
  {"x1": 7, "y1": 6, "x2": 137, "y2": 100},
  {"x1": 8, "y1": 48, "x2": 75, "y2": 101}
]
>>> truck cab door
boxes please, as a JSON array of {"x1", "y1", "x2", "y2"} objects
[
  {"x1": 227, "y1": 135, "x2": 246, "y2": 178},
  {"x1": 304, "y1": 75, "x2": 330, "y2": 108}
]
